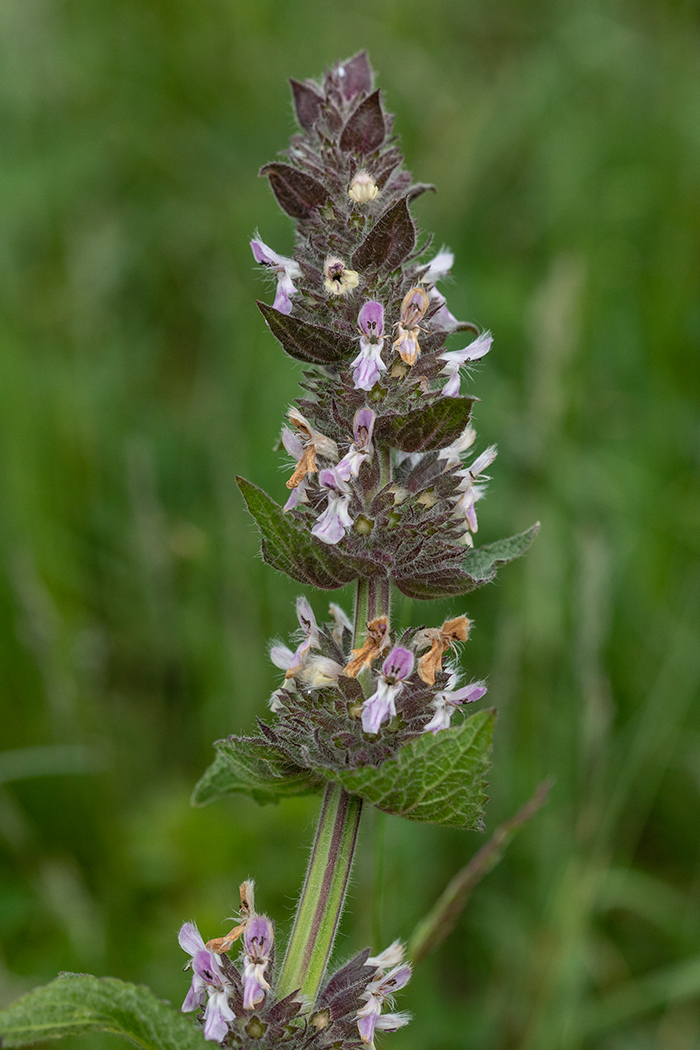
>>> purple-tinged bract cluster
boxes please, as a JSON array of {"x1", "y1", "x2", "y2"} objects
[{"x1": 250, "y1": 50, "x2": 499, "y2": 596}]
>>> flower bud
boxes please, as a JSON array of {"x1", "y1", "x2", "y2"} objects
[{"x1": 348, "y1": 169, "x2": 379, "y2": 204}]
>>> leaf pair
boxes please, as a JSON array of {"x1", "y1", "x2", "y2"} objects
[
  {"x1": 192, "y1": 710, "x2": 495, "y2": 833},
  {"x1": 238, "y1": 474, "x2": 539, "y2": 598}
]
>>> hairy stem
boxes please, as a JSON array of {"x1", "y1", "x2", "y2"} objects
[{"x1": 276, "y1": 782, "x2": 363, "y2": 1002}]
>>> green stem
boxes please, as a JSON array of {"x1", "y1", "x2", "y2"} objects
[{"x1": 276, "y1": 783, "x2": 363, "y2": 1001}]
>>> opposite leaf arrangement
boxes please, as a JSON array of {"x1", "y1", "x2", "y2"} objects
[{"x1": 0, "y1": 52, "x2": 539, "y2": 1050}]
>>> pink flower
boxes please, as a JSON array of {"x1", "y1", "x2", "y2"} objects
[
  {"x1": 269, "y1": 596, "x2": 319, "y2": 679},
  {"x1": 250, "y1": 236, "x2": 301, "y2": 314},
  {"x1": 357, "y1": 962, "x2": 412, "y2": 1045},
  {"x1": 454, "y1": 445, "x2": 497, "y2": 534},
  {"x1": 336, "y1": 409, "x2": 376, "y2": 481},
  {"x1": 423, "y1": 672, "x2": 487, "y2": 734},
  {"x1": 439, "y1": 331, "x2": 492, "y2": 397},
  {"x1": 178, "y1": 922, "x2": 235, "y2": 1043},
  {"x1": 361, "y1": 647, "x2": 414, "y2": 734},
  {"x1": 311, "y1": 469, "x2": 354, "y2": 545},
  {"x1": 242, "y1": 916, "x2": 274, "y2": 1011},
  {"x1": 352, "y1": 302, "x2": 386, "y2": 391}
]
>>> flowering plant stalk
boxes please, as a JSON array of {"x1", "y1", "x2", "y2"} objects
[{"x1": 0, "y1": 52, "x2": 541, "y2": 1050}]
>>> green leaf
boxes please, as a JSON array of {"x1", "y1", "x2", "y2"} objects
[
  {"x1": 462, "y1": 522, "x2": 540, "y2": 580},
  {"x1": 237, "y1": 476, "x2": 380, "y2": 588},
  {"x1": 374, "y1": 396, "x2": 477, "y2": 453},
  {"x1": 394, "y1": 522, "x2": 540, "y2": 600},
  {"x1": 351, "y1": 197, "x2": 416, "y2": 273},
  {"x1": 0, "y1": 974, "x2": 208, "y2": 1050},
  {"x1": 191, "y1": 736, "x2": 321, "y2": 807},
  {"x1": 257, "y1": 301, "x2": 355, "y2": 364},
  {"x1": 327, "y1": 709, "x2": 495, "y2": 829}
]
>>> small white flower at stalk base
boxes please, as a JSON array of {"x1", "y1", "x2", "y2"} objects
[
  {"x1": 439, "y1": 331, "x2": 493, "y2": 397},
  {"x1": 336, "y1": 408, "x2": 376, "y2": 481},
  {"x1": 423, "y1": 672, "x2": 488, "y2": 735},
  {"x1": 348, "y1": 169, "x2": 379, "y2": 204},
  {"x1": 361, "y1": 647, "x2": 414, "y2": 735},
  {"x1": 351, "y1": 302, "x2": 387, "y2": 391},
  {"x1": 356, "y1": 962, "x2": 412, "y2": 1046},
  {"x1": 311, "y1": 468, "x2": 354, "y2": 545},
  {"x1": 250, "y1": 236, "x2": 301, "y2": 315},
  {"x1": 454, "y1": 445, "x2": 498, "y2": 535}
]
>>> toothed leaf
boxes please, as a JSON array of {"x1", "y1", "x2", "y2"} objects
[
  {"x1": 327, "y1": 709, "x2": 494, "y2": 829},
  {"x1": 191, "y1": 736, "x2": 320, "y2": 807},
  {"x1": 340, "y1": 90, "x2": 385, "y2": 153},
  {"x1": 257, "y1": 300, "x2": 354, "y2": 363},
  {"x1": 351, "y1": 197, "x2": 416, "y2": 273},
  {"x1": 0, "y1": 975, "x2": 208, "y2": 1050},
  {"x1": 393, "y1": 523, "x2": 540, "y2": 599},
  {"x1": 259, "y1": 163, "x2": 329, "y2": 219},
  {"x1": 462, "y1": 522, "x2": 540, "y2": 579},
  {"x1": 374, "y1": 396, "x2": 477, "y2": 452},
  {"x1": 290, "y1": 78, "x2": 324, "y2": 130},
  {"x1": 237, "y1": 477, "x2": 380, "y2": 588}
]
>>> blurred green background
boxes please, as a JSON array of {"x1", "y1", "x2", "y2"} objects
[{"x1": 1, "y1": 0, "x2": 699, "y2": 1047}]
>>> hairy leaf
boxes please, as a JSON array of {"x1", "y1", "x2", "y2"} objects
[
  {"x1": 237, "y1": 477, "x2": 381, "y2": 588},
  {"x1": 191, "y1": 737, "x2": 320, "y2": 807},
  {"x1": 289, "y1": 78, "x2": 324, "y2": 130},
  {"x1": 462, "y1": 522, "x2": 540, "y2": 579},
  {"x1": 374, "y1": 396, "x2": 477, "y2": 452},
  {"x1": 0, "y1": 974, "x2": 208, "y2": 1050},
  {"x1": 257, "y1": 301, "x2": 354, "y2": 363},
  {"x1": 394, "y1": 523, "x2": 540, "y2": 599},
  {"x1": 394, "y1": 566, "x2": 479, "y2": 600},
  {"x1": 351, "y1": 197, "x2": 416, "y2": 273},
  {"x1": 338, "y1": 51, "x2": 373, "y2": 99},
  {"x1": 339, "y1": 90, "x2": 385, "y2": 153},
  {"x1": 259, "y1": 163, "x2": 329, "y2": 219},
  {"x1": 327, "y1": 710, "x2": 495, "y2": 829},
  {"x1": 406, "y1": 182, "x2": 437, "y2": 203}
]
